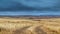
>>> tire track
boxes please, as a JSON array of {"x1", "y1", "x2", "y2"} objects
[
  {"x1": 13, "y1": 26, "x2": 32, "y2": 34},
  {"x1": 34, "y1": 26, "x2": 47, "y2": 34}
]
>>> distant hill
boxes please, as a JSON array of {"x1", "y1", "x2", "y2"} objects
[{"x1": 0, "y1": 15, "x2": 60, "y2": 19}]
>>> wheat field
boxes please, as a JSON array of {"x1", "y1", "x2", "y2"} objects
[{"x1": 0, "y1": 17, "x2": 60, "y2": 34}]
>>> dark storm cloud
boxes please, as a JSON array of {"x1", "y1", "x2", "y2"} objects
[{"x1": 0, "y1": 0, "x2": 60, "y2": 11}]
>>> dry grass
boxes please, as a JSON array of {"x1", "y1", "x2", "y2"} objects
[{"x1": 0, "y1": 17, "x2": 60, "y2": 34}]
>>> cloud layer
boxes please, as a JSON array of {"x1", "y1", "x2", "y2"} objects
[{"x1": 0, "y1": 0, "x2": 60, "y2": 11}]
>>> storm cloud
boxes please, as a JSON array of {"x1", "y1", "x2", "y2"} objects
[{"x1": 0, "y1": 0, "x2": 60, "y2": 11}]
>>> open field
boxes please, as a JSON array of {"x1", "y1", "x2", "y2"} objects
[{"x1": 0, "y1": 17, "x2": 60, "y2": 34}]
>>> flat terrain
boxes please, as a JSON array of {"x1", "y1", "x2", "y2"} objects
[{"x1": 0, "y1": 17, "x2": 60, "y2": 34}]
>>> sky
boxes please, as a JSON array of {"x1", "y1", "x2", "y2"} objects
[{"x1": 0, "y1": 0, "x2": 60, "y2": 15}]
